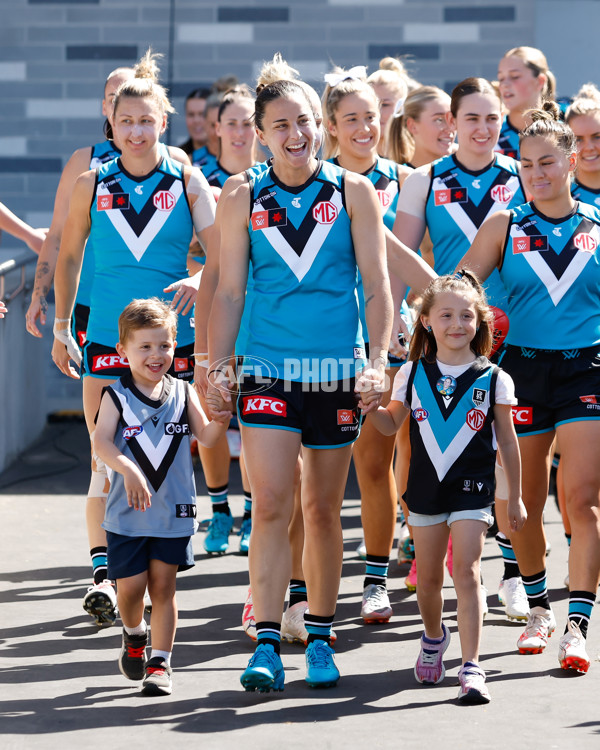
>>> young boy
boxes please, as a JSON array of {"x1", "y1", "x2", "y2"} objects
[{"x1": 94, "y1": 298, "x2": 230, "y2": 696}]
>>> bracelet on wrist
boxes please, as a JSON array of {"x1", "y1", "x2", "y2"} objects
[{"x1": 208, "y1": 368, "x2": 224, "y2": 379}]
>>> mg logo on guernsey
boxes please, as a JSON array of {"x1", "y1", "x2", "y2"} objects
[
  {"x1": 313, "y1": 201, "x2": 338, "y2": 225},
  {"x1": 490, "y1": 185, "x2": 513, "y2": 204},
  {"x1": 376, "y1": 190, "x2": 391, "y2": 208},
  {"x1": 242, "y1": 396, "x2": 287, "y2": 417},
  {"x1": 574, "y1": 233, "x2": 598, "y2": 252},
  {"x1": 153, "y1": 190, "x2": 176, "y2": 211},
  {"x1": 466, "y1": 408, "x2": 485, "y2": 431},
  {"x1": 93, "y1": 354, "x2": 128, "y2": 371},
  {"x1": 512, "y1": 406, "x2": 533, "y2": 424}
]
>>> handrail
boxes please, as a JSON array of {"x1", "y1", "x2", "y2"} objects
[{"x1": 0, "y1": 253, "x2": 37, "y2": 302}]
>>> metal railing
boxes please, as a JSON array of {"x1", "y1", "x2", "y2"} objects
[{"x1": 0, "y1": 253, "x2": 36, "y2": 302}]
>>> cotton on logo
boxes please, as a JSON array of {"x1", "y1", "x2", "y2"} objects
[
  {"x1": 242, "y1": 397, "x2": 287, "y2": 416},
  {"x1": 574, "y1": 233, "x2": 597, "y2": 252},
  {"x1": 313, "y1": 201, "x2": 338, "y2": 224},
  {"x1": 92, "y1": 354, "x2": 128, "y2": 371},
  {"x1": 337, "y1": 409, "x2": 354, "y2": 425},
  {"x1": 512, "y1": 406, "x2": 533, "y2": 425},
  {"x1": 466, "y1": 408, "x2": 485, "y2": 431},
  {"x1": 491, "y1": 185, "x2": 513, "y2": 204},
  {"x1": 153, "y1": 190, "x2": 176, "y2": 211},
  {"x1": 376, "y1": 190, "x2": 391, "y2": 208}
]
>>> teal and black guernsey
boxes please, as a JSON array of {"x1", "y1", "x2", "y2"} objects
[
  {"x1": 245, "y1": 160, "x2": 364, "y2": 383},
  {"x1": 102, "y1": 373, "x2": 197, "y2": 538},
  {"x1": 404, "y1": 357, "x2": 498, "y2": 515},
  {"x1": 86, "y1": 155, "x2": 194, "y2": 348},
  {"x1": 495, "y1": 114, "x2": 520, "y2": 160},
  {"x1": 500, "y1": 200, "x2": 600, "y2": 349},
  {"x1": 425, "y1": 153, "x2": 525, "y2": 308},
  {"x1": 571, "y1": 178, "x2": 600, "y2": 209}
]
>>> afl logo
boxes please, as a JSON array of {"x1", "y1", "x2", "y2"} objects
[
  {"x1": 574, "y1": 232, "x2": 597, "y2": 253},
  {"x1": 153, "y1": 190, "x2": 176, "y2": 211},
  {"x1": 313, "y1": 201, "x2": 338, "y2": 225},
  {"x1": 123, "y1": 425, "x2": 143, "y2": 440},
  {"x1": 412, "y1": 407, "x2": 429, "y2": 422},
  {"x1": 376, "y1": 190, "x2": 391, "y2": 208},
  {"x1": 490, "y1": 185, "x2": 513, "y2": 204},
  {"x1": 466, "y1": 408, "x2": 485, "y2": 431}
]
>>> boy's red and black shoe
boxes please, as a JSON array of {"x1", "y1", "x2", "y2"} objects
[{"x1": 118, "y1": 630, "x2": 148, "y2": 681}]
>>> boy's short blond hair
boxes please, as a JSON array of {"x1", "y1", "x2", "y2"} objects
[{"x1": 118, "y1": 298, "x2": 178, "y2": 344}]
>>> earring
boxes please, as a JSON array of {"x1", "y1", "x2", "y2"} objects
[{"x1": 426, "y1": 325, "x2": 432, "y2": 333}]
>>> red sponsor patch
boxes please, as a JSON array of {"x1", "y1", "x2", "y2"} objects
[
  {"x1": 376, "y1": 189, "x2": 391, "y2": 208},
  {"x1": 512, "y1": 406, "x2": 533, "y2": 425},
  {"x1": 97, "y1": 193, "x2": 130, "y2": 211},
  {"x1": 434, "y1": 187, "x2": 467, "y2": 206},
  {"x1": 92, "y1": 354, "x2": 128, "y2": 371},
  {"x1": 490, "y1": 184, "x2": 513, "y2": 204},
  {"x1": 412, "y1": 408, "x2": 429, "y2": 422},
  {"x1": 312, "y1": 201, "x2": 338, "y2": 224},
  {"x1": 242, "y1": 396, "x2": 287, "y2": 417},
  {"x1": 466, "y1": 408, "x2": 485, "y2": 431},
  {"x1": 512, "y1": 236, "x2": 530, "y2": 254},
  {"x1": 153, "y1": 190, "x2": 176, "y2": 211},
  {"x1": 174, "y1": 357, "x2": 189, "y2": 372},
  {"x1": 251, "y1": 207, "x2": 287, "y2": 230},
  {"x1": 337, "y1": 409, "x2": 354, "y2": 425},
  {"x1": 574, "y1": 232, "x2": 597, "y2": 253},
  {"x1": 77, "y1": 330, "x2": 87, "y2": 347},
  {"x1": 580, "y1": 395, "x2": 598, "y2": 404}
]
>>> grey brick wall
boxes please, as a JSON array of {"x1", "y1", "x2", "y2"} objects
[{"x1": 0, "y1": 0, "x2": 540, "y2": 237}]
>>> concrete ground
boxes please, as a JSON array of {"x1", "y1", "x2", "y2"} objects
[{"x1": 1, "y1": 419, "x2": 599, "y2": 749}]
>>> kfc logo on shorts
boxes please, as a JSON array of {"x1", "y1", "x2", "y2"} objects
[
  {"x1": 92, "y1": 354, "x2": 128, "y2": 371},
  {"x1": 412, "y1": 408, "x2": 429, "y2": 422},
  {"x1": 153, "y1": 190, "x2": 176, "y2": 211},
  {"x1": 580, "y1": 395, "x2": 598, "y2": 404},
  {"x1": 490, "y1": 185, "x2": 513, "y2": 204},
  {"x1": 376, "y1": 190, "x2": 391, "y2": 208},
  {"x1": 77, "y1": 331, "x2": 87, "y2": 347},
  {"x1": 512, "y1": 406, "x2": 533, "y2": 424},
  {"x1": 337, "y1": 409, "x2": 355, "y2": 425},
  {"x1": 574, "y1": 233, "x2": 597, "y2": 253},
  {"x1": 242, "y1": 396, "x2": 287, "y2": 416},
  {"x1": 313, "y1": 201, "x2": 338, "y2": 225},
  {"x1": 174, "y1": 357, "x2": 189, "y2": 372},
  {"x1": 122, "y1": 425, "x2": 143, "y2": 440},
  {"x1": 466, "y1": 408, "x2": 485, "y2": 431}
]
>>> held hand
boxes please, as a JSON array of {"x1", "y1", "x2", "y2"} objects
[
  {"x1": 164, "y1": 273, "x2": 201, "y2": 315},
  {"x1": 124, "y1": 468, "x2": 152, "y2": 511},
  {"x1": 355, "y1": 366, "x2": 386, "y2": 414},
  {"x1": 206, "y1": 372, "x2": 234, "y2": 420},
  {"x1": 508, "y1": 497, "x2": 528, "y2": 533},
  {"x1": 26, "y1": 294, "x2": 48, "y2": 337}
]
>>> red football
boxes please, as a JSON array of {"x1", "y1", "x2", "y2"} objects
[{"x1": 489, "y1": 306, "x2": 509, "y2": 356}]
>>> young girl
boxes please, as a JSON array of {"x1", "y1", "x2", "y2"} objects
[
  {"x1": 567, "y1": 83, "x2": 600, "y2": 206},
  {"x1": 368, "y1": 272, "x2": 526, "y2": 704}
]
